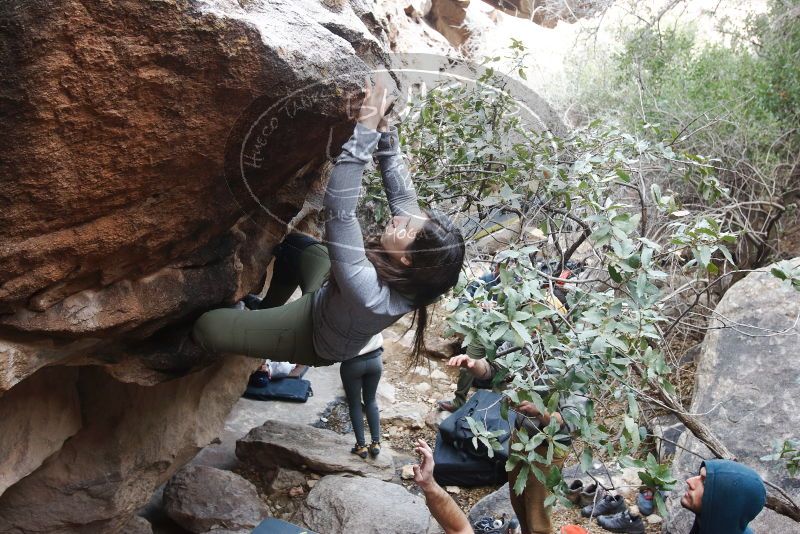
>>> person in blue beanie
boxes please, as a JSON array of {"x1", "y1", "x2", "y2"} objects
[{"x1": 682, "y1": 459, "x2": 766, "y2": 534}]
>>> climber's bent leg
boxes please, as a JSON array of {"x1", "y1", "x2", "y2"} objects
[
  {"x1": 261, "y1": 233, "x2": 330, "y2": 308},
  {"x1": 192, "y1": 292, "x2": 333, "y2": 366}
]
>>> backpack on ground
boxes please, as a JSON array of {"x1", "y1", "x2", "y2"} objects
[
  {"x1": 438, "y1": 390, "x2": 516, "y2": 462},
  {"x1": 432, "y1": 434, "x2": 507, "y2": 487}
]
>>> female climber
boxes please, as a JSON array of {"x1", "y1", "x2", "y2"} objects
[{"x1": 191, "y1": 77, "x2": 465, "y2": 377}]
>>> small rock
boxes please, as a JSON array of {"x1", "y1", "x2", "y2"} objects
[
  {"x1": 414, "y1": 382, "x2": 432, "y2": 394},
  {"x1": 308, "y1": 473, "x2": 321, "y2": 480},
  {"x1": 647, "y1": 514, "x2": 663, "y2": 524},
  {"x1": 445, "y1": 486, "x2": 461, "y2": 495},
  {"x1": 413, "y1": 367, "x2": 430, "y2": 377},
  {"x1": 430, "y1": 369, "x2": 448, "y2": 381},
  {"x1": 269, "y1": 468, "x2": 307, "y2": 494},
  {"x1": 288, "y1": 486, "x2": 305, "y2": 498},
  {"x1": 401, "y1": 465, "x2": 416, "y2": 480},
  {"x1": 449, "y1": 384, "x2": 457, "y2": 391},
  {"x1": 377, "y1": 382, "x2": 396, "y2": 405},
  {"x1": 307, "y1": 479, "x2": 317, "y2": 489}
]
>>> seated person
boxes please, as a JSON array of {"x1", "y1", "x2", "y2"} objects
[
  {"x1": 681, "y1": 459, "x2": 765, "y2": 534},
  {"x1": 447, "y1": 341, "x2": 582, "y2": 534}
]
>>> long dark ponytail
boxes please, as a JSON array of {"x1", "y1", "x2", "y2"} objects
[{"x1": 364, "y1": 209, "x2": 465, "y2": 364}]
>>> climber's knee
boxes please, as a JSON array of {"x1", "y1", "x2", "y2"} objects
[{"x1": 192, "y1": 311, "x2": 220, "y2": 353}]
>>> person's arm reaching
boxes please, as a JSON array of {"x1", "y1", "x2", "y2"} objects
[
  {"x1": 413, "y1": 439, "x2": 474, "y2": 534},
  {"x1": 374, "y1": 124, "x2": 422, "y2": 218},
  {"x1": 447, "y1": 339, "x2": 495, "y2": 381},
  {"x1": 323, "y1": 79, "x2": 391, "y2": 304}
]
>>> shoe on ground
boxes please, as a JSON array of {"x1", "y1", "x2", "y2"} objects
[
  {"x1": 437, "y1": 399, "x2": 458, "y2": 412},
  {"x1": 471, "y1": 516, "x2": 514, "y2": 534},
  {"x1": 596, "y1": 510, "x2": 645, "y2": 534},
  {"x1": 636, "y1": 489, "x2": 654, "y2": 516},
  {"x1": 566, "y1": 479, "x2": 584, "y2": 505},
  {"x1": 581, "y1": 493, "x2": 626, "y2": 518},
  {"x1": 578, "y1": 483, "x2": 606, "y2": 507},
  {"x1": 350, "y1": 444, "x2": 368, "y2": 459},
  {"x1": 369, "y1": 441, "x2": 381, "y2": 458}
]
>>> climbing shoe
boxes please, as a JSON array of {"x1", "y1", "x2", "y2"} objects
[
  {"x1": 566, "y1": 479, "x2": 584, "y2": 505},
  {"x1": 437, "y1": 399, "x2": 458, "y2": 412},
  {"x1": 242, "y1": 293, "x2": 263, "y2": 310},
  {"x1": 368, "y1": 441, "x2": 381, "y2": 458},
  {"x1": 581, "y1": 493, "x2": 626, "y2": 518},
  {"x1": 472, "y1": 516, "x2": 508, "y2": 534},
  {"x1": 351, "y1": 444, "x2": 368, "y2": 459},
  {"x1": 596, "y1": 510, "x2": 645, "y2": 534},
  {"x1": 578, "y1": 483, "x2": 606, "y2": 507},
  {"x1": 636, "y1": 488, "x2": 654, "y2": 516}
]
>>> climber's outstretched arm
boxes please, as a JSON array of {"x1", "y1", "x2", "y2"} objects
[{"x1": 374, "y1": 123, "x2": 422, "y2": 219}]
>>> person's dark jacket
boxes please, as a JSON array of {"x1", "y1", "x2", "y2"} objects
[{"x1": 689, "y1": 459, "x2": 766, "y2": 534}]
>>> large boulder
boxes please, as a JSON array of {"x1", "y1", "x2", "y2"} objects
[
  {"x1": 0, "y1": 358, "x2": 255, "y2": 533},
  {"x1": 665, "y1": 259, "x2": 800, "y2": 533},
  {"x1": 236, "y1": 420, "x2": 395, "y2": 481},
  {"x1": 297, "y1": 474, "x2": 438, "y2": 534},
  {"x1": 162, "y1": 465, "x2": 268, "y2": 533},
  {"x1": 0, "y1": 0, "x2": 393, "y2": 529}
]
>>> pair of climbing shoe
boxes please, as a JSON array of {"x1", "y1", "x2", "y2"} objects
[
  {"x1": 351, "y1": 441, "x2": 381, "y2": 459},
  {"x1": 581, "y1": 494, "x2": 644, "y2": 534},
  {"x1": 566, "y1": 480, "x2": 644, "y2": 533}
]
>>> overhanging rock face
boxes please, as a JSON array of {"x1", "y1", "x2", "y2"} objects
[
  {"x1": 0, "y1": 0, "x2": 386, "y2": 388},
  {"x1": 0, "y1": 0, "x2": 390, "y2": 530}
]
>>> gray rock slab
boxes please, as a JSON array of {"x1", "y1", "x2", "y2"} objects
[
  {"x1": 237, "y1": 420, "x2": 395, "y2": 480},
  {"x1": 163, "y1": 465, "x2": 268, "y2": 533},
  {"x1": 297, "y1": 474, "x2": 437, "y2": 534},
  {"x1": 380, "y1": 401, "x2": 427, "y2": 429},
  {"x1": 665, "y1": 260, "x2": 800, "y2": 533},
  {"x1": 192, "y1": 364, "x2": 344, "y2": 470},
  {"x1": 650, "y1": 414, "x2": 686, "y2": 464}
]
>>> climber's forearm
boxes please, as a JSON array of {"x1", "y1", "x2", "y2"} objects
[
  {"x1": 324, "y1": 124, "x2": 381, "y2": 267},
  {"x1": 375, "y1": 127, "x2": 422, "y2": 218},
  {"x1": 420, "y1": 481, "x2": 474, "y2": 534}
]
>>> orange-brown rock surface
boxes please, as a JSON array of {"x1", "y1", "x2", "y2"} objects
[{"x1": 0, "y1": 0, "x2": 392, "y2": 530}]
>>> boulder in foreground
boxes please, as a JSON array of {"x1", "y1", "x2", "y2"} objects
[{"x1": 236, "y1": 420, "x2": 395, "y2": 481}]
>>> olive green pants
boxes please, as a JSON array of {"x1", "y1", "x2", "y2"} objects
[{"x1": 192, "y1": 235, "x2": 335, "y2": 367}]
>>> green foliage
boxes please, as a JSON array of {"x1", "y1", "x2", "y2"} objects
[
  {"x1": 770, "y1": 259, "x2": 800, "y2": 290},
  {"x1": 571, "y1": 0, "x2": 799, "y2": 270},
  {"x1": 761, "y1": 439, "x2": 800, "y2": 477},
  {"x1": 622, "y1": 453, "x2": 677, "y2": 515},
  {"x1": 359, "y1": 47, "x2": 737, "y2": 498}
]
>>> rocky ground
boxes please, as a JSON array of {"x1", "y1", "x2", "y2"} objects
[{"x1": 142, "y1": 310, "x2": 663, "y2": 533}]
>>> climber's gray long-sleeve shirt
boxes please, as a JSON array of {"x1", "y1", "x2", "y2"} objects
[{"x1": 312, "y1": 123, "x2": 423, "y2": 361}]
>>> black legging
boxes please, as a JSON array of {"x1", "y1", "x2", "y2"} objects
[{"x1": 340, "y1": 349, "x2": 383, "y2": 446}]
